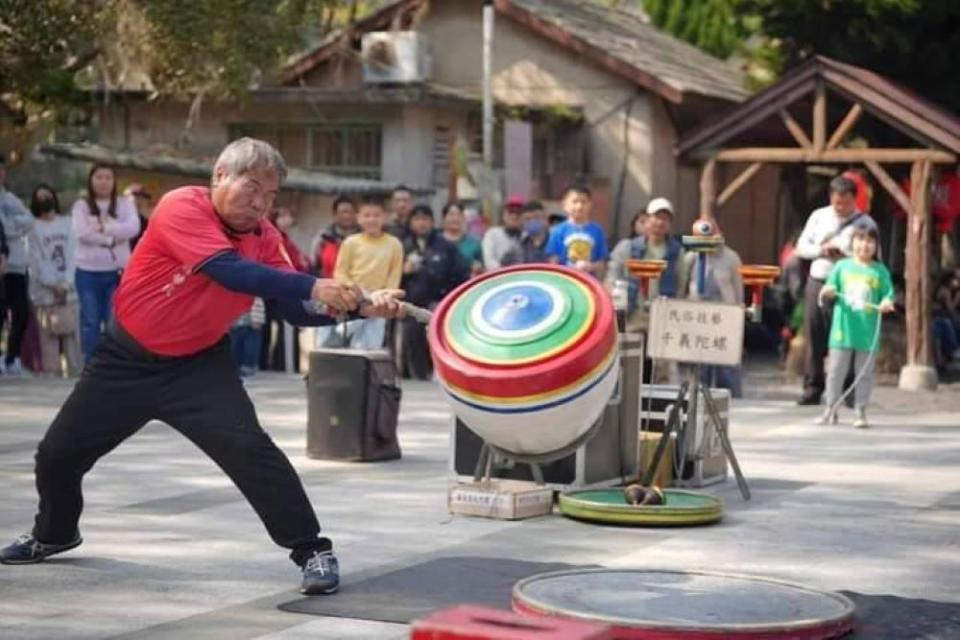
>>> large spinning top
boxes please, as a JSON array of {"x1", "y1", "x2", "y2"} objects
[{"x1": 429, "y1": 265, "x2": 619, "y2": 457}]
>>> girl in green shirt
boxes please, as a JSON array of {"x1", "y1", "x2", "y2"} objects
[{"x1": 818, "y1": 225, "x2": 895, "y2": 428}]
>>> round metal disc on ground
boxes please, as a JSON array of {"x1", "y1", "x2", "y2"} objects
[
  {"x1": 513, "y1": 569, "x2": 856, "y2": 640},
  {"x1": 558, "y1": 489, "x2": 724, "y2": 526}
]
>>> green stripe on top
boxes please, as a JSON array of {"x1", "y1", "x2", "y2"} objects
[
  {"x1": 446, "y1": 272, "x2": 595, "y2": 364},
  {"x1": 563, "y1": 489, "x2": 722, "y2": 510}
]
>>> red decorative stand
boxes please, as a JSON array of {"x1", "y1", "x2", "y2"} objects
[{"x1": 411, "y1": 605, "x2": 613, "y2": 640}]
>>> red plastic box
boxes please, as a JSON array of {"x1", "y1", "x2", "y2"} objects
[{"x1": 411, "y1": 605, "x2": 613, "y2": 640}]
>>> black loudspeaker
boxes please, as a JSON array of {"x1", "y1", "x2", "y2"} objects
[{"x1": 306, "y1": 349, "x2": 401, "y2": 462}]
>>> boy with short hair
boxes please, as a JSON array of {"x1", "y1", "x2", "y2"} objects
[
  {"x1": 333, "y1": 197, "x2": 404, "y2": 349},
  {"x1": 546, "y1": 185, "x2": 608, "y2": 277}
]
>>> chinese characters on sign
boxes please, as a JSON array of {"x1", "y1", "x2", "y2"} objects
[{"x1": 648, "y1": 299, "x2": 744, "y2": 366}]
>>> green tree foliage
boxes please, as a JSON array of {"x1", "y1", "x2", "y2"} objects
[
  {"x1": 641, "y1": 0, "x2": 748, "y2": 60},
  {"x1": 737, "y1": 0, "x2": 960, "y2": 111},
  {"x1": 0, "y1": 0, "x2": 105, "y2": 121},
  {"x1": 627, "y1": 0, "x2": 959, "y2": 111},
  {"x1": 0, "y1": 0, "x2": 381, "y2": 127}
]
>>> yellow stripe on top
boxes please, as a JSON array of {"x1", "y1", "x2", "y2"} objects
[
  {"x1": 442, "y1": 278, "x2": 597, "y2": 367},
  {"x1": 441, "y1": 346, "x2": 617, "y2": 407}
]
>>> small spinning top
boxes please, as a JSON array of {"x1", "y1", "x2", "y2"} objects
[
  {"x1": 625, "y1": 259, "x2": 667, "y2": 299},
  {"x1": 623, "y1": 484, "x2": 665, "y2": 506},
  {"x1": 739, "y1": 265, "x2": 782, "y2": 322}
]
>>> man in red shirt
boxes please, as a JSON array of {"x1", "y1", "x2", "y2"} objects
[{"x1": 0, "y1": 138, "x2": 404, "y2": 596}]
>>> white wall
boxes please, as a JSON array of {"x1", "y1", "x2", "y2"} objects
[{"x1": 420, "y1": 0, "x2": 661, "y2": 235}]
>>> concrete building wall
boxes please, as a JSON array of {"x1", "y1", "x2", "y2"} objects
[
  {"x1": 97, "y1": 100, "x2": 405, "y2": 160},
  {"x1": 419, "y1": 0, "x2": 659, "y2": 237}
]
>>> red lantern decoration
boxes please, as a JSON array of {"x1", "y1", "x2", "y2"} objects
[
  {"x1": 893, "y1": 171, "x2": 960, "y2": 233},
  {"x1": 932, "y1": 171, "x2": 960, "y2": 233}
]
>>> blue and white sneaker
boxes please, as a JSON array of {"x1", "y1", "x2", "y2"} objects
[
  {"x1": 300, "y1": 550, "x2": 340, "y2": 595},
  {"x1": 0, "y1": 533, "x2": 83, "y2": 564}
]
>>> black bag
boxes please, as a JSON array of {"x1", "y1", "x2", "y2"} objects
[{"x1": 306, "y1": 348, "x2": 402, "y2": 462}]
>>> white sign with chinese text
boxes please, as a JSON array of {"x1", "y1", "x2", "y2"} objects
[{"x1": 648, "y1": 298, "x2": 744, "y2": 366}]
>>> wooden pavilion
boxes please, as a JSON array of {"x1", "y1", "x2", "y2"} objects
[{"x1": 678, "y1": 56, "x2": 960, "y2": 390}]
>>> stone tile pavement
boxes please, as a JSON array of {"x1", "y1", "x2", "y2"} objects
[{"x1": 0, "y1": 368, "x2": 958, "y2": 639}]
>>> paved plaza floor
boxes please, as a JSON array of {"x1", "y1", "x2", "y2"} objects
[{"x1": 1, "y1": 368, "x2": 958, "y2": 639}]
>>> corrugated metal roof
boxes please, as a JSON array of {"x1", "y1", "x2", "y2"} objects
[{"x1": 39, "y1": 143, "x2": 430, "y2": 195}]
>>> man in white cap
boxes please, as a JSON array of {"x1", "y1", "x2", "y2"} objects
[
  {"x1": 611, "y1": 197, "x2": 687, "y2": 313},
  {"x1": 606, "y1": 196, "x2": 685, "y2": 384}
]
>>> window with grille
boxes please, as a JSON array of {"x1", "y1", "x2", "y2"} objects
[
  {"x1": 432, "y1": 125, "x2": 451, "y2": 189},
  {"x1": 228, "y1": 124, "x2": 307, "y2": 167},
  {"x1": 308, "y1": 125, "x2": 382, "y2": 180},
  {"x1": 227, "y1": 123, "x2": 382, "y2": 179}
]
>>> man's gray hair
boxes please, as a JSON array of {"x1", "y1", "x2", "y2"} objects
[
  {"x1": 829, "y1": 175, "x2": 857, "y2": 197},
  {"x1": 212, "y1": 137, "x2": 287, "y2": 186}
]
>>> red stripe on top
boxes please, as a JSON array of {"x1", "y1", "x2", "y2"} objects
[{"x1": 428, "y1": 264, "x2": 617, "y2": 398}]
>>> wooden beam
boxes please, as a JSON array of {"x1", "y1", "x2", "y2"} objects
[
  {"x1": 826, "y1": 103, "x2": 863, "y2": 150},
  {"x1": 904, "y1": 159, "x2": 934, "y2": 369},
  {"x1": 779, "y1": 110, "x2": 812, "y2": 149},
  {"x1": 714, "y1": 147, "x2": 956, "y2": 164},
  {"x1": 864, "y1": 160, "x2": 911, "y2": 215},
  {"x1": 812, "y1": 81, "x2": 827, "y2": 152},
  {"x1": 699, "y1": 157, "x2": 717, "y2": 220},
  {"x1": 822, "y1": 68, "x2": 960, "y2": 157},
  {"x1": 718, "y1": 162, "x2": 764, "y2": 207}
]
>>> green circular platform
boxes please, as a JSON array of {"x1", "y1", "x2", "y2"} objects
[{"x1": 558, "y1": 488, "x2": 724, "y2": 526}]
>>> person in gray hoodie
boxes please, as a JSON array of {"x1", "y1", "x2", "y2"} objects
[
  {"x1": 27, "y1": 184, "x2": 81, "y2": 377},
  {"x1": 0, "y1": 153, "x2": 35, "y2": 375}
]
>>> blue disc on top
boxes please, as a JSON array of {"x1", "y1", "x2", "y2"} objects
[{"x1": 466, "y1": 280, "x2": 570, "y2": 346}]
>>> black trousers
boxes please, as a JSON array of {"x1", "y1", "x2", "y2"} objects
[
  {"x1": 400, "y1": 316, "x2": 432, "y2": 380},
  {"x1": 31, "y1": 322, "x2": 329, "y2": 566},
  {"x1": 260, "y1": 301, "x2": 300, "y2": 373},
  {"x1": 802, "y1": 277, "x2": 831, "y2": 397},
  {"x1": 0, "y1": 273, "x2": 29, "y2": 365}
]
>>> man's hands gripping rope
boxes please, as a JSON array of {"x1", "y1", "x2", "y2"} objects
[{"x1": 309, "y1": 280, "x2": 433, "y2": 323}]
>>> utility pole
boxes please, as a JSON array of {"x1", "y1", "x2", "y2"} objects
[
  {"x1": 482, "y1": 0, "x2": 494, "y2": 175},
  {"x1": 481, "y1": 0, "x2": 496, "y2": 223}
]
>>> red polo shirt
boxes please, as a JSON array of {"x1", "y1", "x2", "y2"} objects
[{"x1": 114, "y1": 186, "x2": 294, "y2": 356}]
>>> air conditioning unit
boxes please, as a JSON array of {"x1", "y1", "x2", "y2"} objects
[{"x1": 361, "y1": 31, "x2": 430, "y2": 84}]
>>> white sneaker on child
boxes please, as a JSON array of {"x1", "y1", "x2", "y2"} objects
[
  {"x1": 853, "y1": 408, "x2": 869, "y2": 429},
  {"x1": 816, "y1": 409, "x2": 838, "y2": 425}
]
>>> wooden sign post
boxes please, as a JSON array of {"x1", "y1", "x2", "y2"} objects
[
  {"x1": 648, "y1": 299, "x2": 745, "y2": 367},
  {"x1": 644, "y1": 298, "x2": 750, "y2": 500}
]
